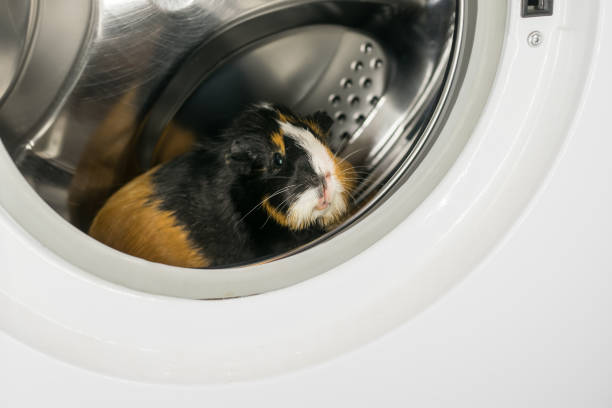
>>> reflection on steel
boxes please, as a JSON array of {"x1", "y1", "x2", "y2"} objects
[
  {"x1": 0, "y1": 0, "x2": 36, "y2": 104},
  {"x1": 0, "y1": 0, "x2": 469, "y2": 261}
]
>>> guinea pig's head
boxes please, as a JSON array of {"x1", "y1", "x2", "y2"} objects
[{"x1": 226, "y1": 103, "x2": 356, "y2": 230}]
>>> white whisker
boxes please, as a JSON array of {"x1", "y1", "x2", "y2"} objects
[{"x1": 237, "y1": 184, "x2": 296, "y2": 224}]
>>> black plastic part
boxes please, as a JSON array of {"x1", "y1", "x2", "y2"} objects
[{"x1": 521, "y1": 0, "x2": 553, "y2": 17}]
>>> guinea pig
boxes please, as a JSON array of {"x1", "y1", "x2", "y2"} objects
[{"x1": 88, "y1": 103, "x2": 356, "y2": 268}]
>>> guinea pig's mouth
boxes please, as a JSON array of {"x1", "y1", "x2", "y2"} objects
[
  {"x1": 313, "y1": 191, "x2": 349, "y2": 226},
  {"x1": 315, "y1": 179, "x2": 333, "y2": 211},
  {"x1": 285, "y1": 185, "x2": 348, "y2": 230}
]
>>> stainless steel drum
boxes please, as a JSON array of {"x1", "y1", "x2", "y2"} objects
[{"x1": 0, "y1": 0, "x2": 473, "y2": 268}]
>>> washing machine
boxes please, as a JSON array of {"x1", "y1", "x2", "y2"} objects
[{"x1": 1, "y1": 0, "x2": 611, "y2": 406}]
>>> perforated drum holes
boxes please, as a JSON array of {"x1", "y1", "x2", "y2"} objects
[
  {"x1": 361, "y1": 42, "x2": 373, "y2": 53},
  {"x1": 340, "y1": 78, "x2": 353, "y2": 88},
  {"x1": 316, "y1": 34, "x2": 387, "y2": 152},
  {"x1": 329, "y1": 94, "x2": 341, "y2": 107},
  {"x1": 360, "y1": 77, "x2": 372, "y2": 88}
]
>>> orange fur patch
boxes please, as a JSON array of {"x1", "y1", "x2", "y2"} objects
[
  {"x1": 277, "y1": 110, "x2": 300, "y2": 126},
  {"x1": 304, "y1": 119, "x2": 327, "y2": 140},
  {"x1": 334, "y1": 155, "x2": 357, "y2": 199},
  {"x1": 270, "y1": 131, "x2": 285, "y2": 155},
  {"x1": 262, "y1": 196, "x2": 289, "y2": 228},
  {"x1": 89, "y1": 168, "x2": 209, "y2": 268}
]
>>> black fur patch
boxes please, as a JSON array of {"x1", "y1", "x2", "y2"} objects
[{"x1": 151, "y1": 103, "x2": 332, "y2": 267}]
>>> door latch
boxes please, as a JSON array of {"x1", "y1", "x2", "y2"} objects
[{"x1": 521, "y1": 0, "x2": 553, "y2": 17}]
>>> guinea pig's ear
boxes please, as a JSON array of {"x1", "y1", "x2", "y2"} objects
[
  {"x1": 309, "y1": 111, "x2": 334, "y2": 135},
  {"x1": 228, "y1": 139, "x2": 259, "y2": 175}
]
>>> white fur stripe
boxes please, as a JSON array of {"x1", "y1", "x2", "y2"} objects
[
  {"x1": 278, "y1": 119, "x2": 348, "y2": 229},
  {"x1": 278, "y1": 120, "x2": 334, "y2": 177}
]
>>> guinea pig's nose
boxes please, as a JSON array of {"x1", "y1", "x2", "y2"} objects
[
  {"x1": 324, "y1": 171, "x2": 331, "y2": 184},
  {"x1": 316, "y1": 195, "x2": 329, "y2": 211},
  {"x1": 315, "y1": 174, "x2": 333, "y2": 211},
  {"x1": 318, "y1": 172, "x2": 331, "y2": 188}
]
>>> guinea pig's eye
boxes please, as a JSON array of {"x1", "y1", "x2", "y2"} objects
[{"x1": 273, "y1": 152, "x2": 284, "y2": 167}]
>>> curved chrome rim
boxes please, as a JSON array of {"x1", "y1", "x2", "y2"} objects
[{"x1": 0, "y1": 0, "x2": 477, "y2": 285}]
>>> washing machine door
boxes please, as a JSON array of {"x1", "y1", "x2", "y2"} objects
[
  {"x1": 0, "y1": 0, "x2": 479, "y2": 298},
  {"x1": 1, "y1": 0, "x2": 611, "y2": 405}
]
